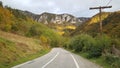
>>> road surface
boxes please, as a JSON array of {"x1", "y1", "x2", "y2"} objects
[{"x1": 12, "y1": 48, "x2": 102, "y2": 68}]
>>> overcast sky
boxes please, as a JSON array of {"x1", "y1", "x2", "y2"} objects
[{"x1": 0, "y1": 0, "x2": 120, "y2": 17}]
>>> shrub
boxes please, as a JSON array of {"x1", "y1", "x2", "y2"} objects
[
  {"x1": 87, "y1": 35, "x2": 112, "y2": 58},
  {"x1": 69, "y1": 34, "x2": 95, "y2": 52},
  {"x1": 95, "y1": 35, "x2": 112, "y2": 54},
  {"x1": 68, "y1": 34, "x2": 112, "y2": 58},
  {"x1": 105, "y1": 54, "x2": 120, "y2": 68},
  {"x1": 62, "y1": 37, "x2": 70, "y2": 49},
  {"x1": 27, "y1": 24, "x2": 42, "y2": 37},
  {"x1": 3, "y1": 24, "x2": 12, "y2": 32},
  {"x1": 105, "y1": 54, "x2": 118, "y2": 64},
  {"x1": 111, "y1": 59, "x2": 120, "y2": 68},
  {"x1": 88, "y1": 44, "x2": 103, "y2": 58},
  {"x1": 40, "y1": 35, "x2": 48, "y2": 44},
  {"x1": 69, "y1": 35, "x2": 84, "y2": 52},
  {"x1": 82, "y1": 34, "x2": 96, "y2": 52},
  {"x1": 112, "y1": 38, "x2": 120, "y2": 50},
  {"x1": 11, "y1": 23, "x2": 19, "y2": 32}
]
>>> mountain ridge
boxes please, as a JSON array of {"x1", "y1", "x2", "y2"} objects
[{"x1": 22, "y1": 11, "x2": 90, "y2": 25}]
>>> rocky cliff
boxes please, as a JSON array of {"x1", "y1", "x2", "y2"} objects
[{"x1": 23, "y1": 11, "x2": 89, "y2": 25}]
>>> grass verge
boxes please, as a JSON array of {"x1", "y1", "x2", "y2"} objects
[
  {"x1": 0, "y1": 49, "x2": 50, "y2": 68},
  {"x1": 79, "y1": 52, "x2": 111, "y2": 68},
  {"x1": 66, "y1": 48, "x2": 111, "y2": 68},
  {"x1": 0, "y1": 31, "x2": 51, "y2": 68}
]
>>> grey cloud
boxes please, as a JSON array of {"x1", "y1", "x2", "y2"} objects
[{"x1": 0, "y1": 0, "x2": 120, "y2": 17}]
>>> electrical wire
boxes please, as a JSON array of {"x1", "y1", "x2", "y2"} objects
[{"x1": 106, "y1": 0, "x2": 112, "y2": 6}]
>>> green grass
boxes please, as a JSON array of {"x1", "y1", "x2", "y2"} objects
[
  {"x1": 9, "y1": 49, "x2": 50, "y2": 68},
  {"x1": 65, "y1": 48, "x2": 111, "y2": 68},
  {"x1": 89, "y1": 57, "x2": 111, "y2": 68},
  {"x1": 75, "y1": 52, "x2": 111, "y2": 68},
  {"x1": 0, "y1": 37, "x2": 15, "y2": 46},
  {"x1": 0, "y1": 35, "x2": 50, "y2": 68},
  {"x1": 0, "y1": 49, "x2": 50, "y2": 68}
]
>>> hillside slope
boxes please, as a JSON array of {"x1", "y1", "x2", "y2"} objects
[
  {"x1": 71, "y1": 11, "x2": 120, "y2": 38},
  {"x1": 0, "y1": 4, "x2": 62, "y2": 47},
  {"x1": 0, "y1": 2, "x2": 62, "y2": 68},
  {"x1": 0, "y1": 30, "x2": 49, "y2": 68}
]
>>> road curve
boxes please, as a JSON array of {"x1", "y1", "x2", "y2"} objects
[{"x1": 12, "y1": 48, "x2": 102, "y2": 68}]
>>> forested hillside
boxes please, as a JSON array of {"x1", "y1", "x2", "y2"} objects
[
  {"x1": 71, "y1": 11, "x2": 120, "y2": 38},
  {"x1": 0, "y1": 2, "x2": 62, "y2": 47},
  {"x1": 0, "y1": 2, "x2": 62, "y2": 68},
  {"x1": 71, "y1": 12, "x2": 110, "y2": 36}
]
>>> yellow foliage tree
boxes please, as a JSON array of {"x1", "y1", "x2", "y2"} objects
[
  {"x1": 0, "y1": 7, "x2": 15, "y2": 31},
  {"x1": 40, "y1": 35, "x2": 48, "y2": 44}
]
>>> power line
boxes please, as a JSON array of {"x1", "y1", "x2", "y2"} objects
[{"x1": 106, "y1": 0, "x2": 112, "y2": 6}]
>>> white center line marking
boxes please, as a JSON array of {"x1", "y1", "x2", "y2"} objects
[
  {"x1": 71, "y1": 54, "x2": 80, "y2": 68},
  {"x1": 42, "y1": 52, "x2": 59, "y2": 68}
]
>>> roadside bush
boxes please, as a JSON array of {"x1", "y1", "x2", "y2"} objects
[
  {"x1": 69, "y1": 35, "x2": 84, "y2": 52},
  {"x1": 87, "y1": 35, "x2": 112, "y2": 58},
  {"x1": 111, "y1": 59, "x2": 120, "y2": 68},
  {"x1": 82, "y1": 34, "x2": 96, "y2": 52},
  {"x1": 96, "y1": 35, "x2": 112, "y2": 54},
  {"x1": 66, "y1": 33, "x2": 119, "y2": 68},
  {"x1": 105, "y1": 54, "x2": 120, "y2": 68},
  {"x1": 68, "y1": 34, "x2": 113, "y2": 58},
  {"x1": 62, "y1": 37, "x2": 70, "y2": 49},
  {"x1": 88, "y1": 44, "x2": 103, "y2": 58},
  {"x1": 105, "y1": 54, "x2": 118, "y2": 64},
  {"x1": 112, "y1": 38, "x2": 120, "y2": 50},
  {"x1": 47, "y1": 31, "x2": 61, "y2": 47},
  {"x1": 69, "y1": 34, "x2": 95, "y2": 52}
]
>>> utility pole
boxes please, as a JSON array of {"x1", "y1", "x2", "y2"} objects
[{"x1": 89, "y1": 6, "x2": 112, "y2": 35}]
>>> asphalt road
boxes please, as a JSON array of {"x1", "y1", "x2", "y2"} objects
[{"x1": 12, "y1": 48, "x2": 102, "y2": 68}]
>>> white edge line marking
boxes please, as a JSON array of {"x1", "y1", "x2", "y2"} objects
[
  {"x1": 71, "y1": 54, "x2": 80, "y2": 68},
  {"x1": 42, "y1": 52, "x2": 59, "y2": 68}
]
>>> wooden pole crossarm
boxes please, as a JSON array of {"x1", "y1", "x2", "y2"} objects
[
  {"x1": 90, "y1": 6, "x2": 112, "y2": 10},
  {"x1": 89, "y1": 6, "x2": 112, "y2": 35}
]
